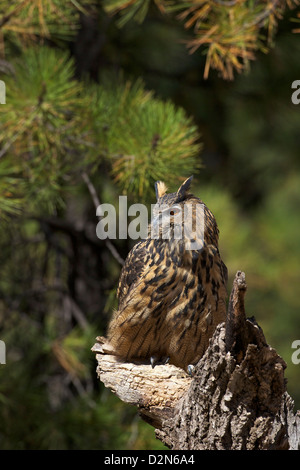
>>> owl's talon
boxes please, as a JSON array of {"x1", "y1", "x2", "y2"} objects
[
  {"x1": 150, "y1": 355, "x2": 170, "y2": 368},
  {"x1": 150, "y1": 356, "x2": 158, "y2": 368},
  {"x1": 187, "y1": 364, "x2": 195, "y2": 376}
]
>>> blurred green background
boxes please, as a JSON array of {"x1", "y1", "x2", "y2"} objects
[{"x1": 0, "y1": 1, "x2": 299, "y2": 450}]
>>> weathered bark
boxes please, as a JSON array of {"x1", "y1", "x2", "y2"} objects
[{"x1": 92, "y1": 271, "x2": 300, "y2": 450}]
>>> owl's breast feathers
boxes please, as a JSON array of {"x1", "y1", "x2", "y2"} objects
[{"x1": 107, "y1": 230, "x2": 227, "y2": 370}]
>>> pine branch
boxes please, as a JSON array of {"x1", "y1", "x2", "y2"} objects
[
  {"x1": 0, "y1": 0, "x2": 31, "y2": 28},
  {"x1": 103, "y1": 0, "x2": 300, "y2": 79},
  {"x1": 245, "y1": 0, "x2": 282, "y2": 28},
  {"x1": 0, "y1": 0, "x2": 96, "y2": 53}
]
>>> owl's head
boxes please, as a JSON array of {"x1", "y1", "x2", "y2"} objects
[{"x1": 151, "y1": 176, "x2": 219, "y2": 249}]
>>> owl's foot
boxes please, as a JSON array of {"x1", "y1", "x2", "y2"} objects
[
  {"x1": 150, "y1": 355, "x2": 170, "y2": 368},
  {"x1": 187, "y1": 364, "x2": 195, "y2": 376}
]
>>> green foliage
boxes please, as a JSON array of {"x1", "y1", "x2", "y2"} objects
[
  {"x1": 0, "y1": 160, "x2": 24, "y2": 217},
  {"x1": 91, "y1": 78, "x2": 201, "y2": 199},
  {"x1": 103, "y1": 0, "x2": 153, "y2": 27},
  {"x1": 0, "y1": 46, "x2": 91, "y2": 211},
  {"x1": 0, "y1": 0, "x2": 95, "y2": 54}
]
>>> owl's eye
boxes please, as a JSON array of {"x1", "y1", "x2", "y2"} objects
[{"x1": 169, "y1": 206, "x2": 181, "y2": 216}]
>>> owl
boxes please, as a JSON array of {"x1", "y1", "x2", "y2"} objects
[{"x1": 107, "y1": 176, "x2": 228, "y2": 372}]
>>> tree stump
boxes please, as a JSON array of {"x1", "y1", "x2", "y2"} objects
[{"x1": 92, "y1": 271, "x2": 300, "y2": 450}]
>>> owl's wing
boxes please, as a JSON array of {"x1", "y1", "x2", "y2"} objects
[{"x1": 117, "y1": 239, "x2": 151, "y2": 309}]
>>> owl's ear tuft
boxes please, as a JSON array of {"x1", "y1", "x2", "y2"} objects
[
  {"x1": 177, "y1": 176, "x2": 193, "y2": 200},
  {"x1": 155, "y1": 181, "x2": 168, "y2": 200}
]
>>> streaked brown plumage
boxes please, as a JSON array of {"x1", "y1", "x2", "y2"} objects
[{"x1": 107, "y1": 176, "x2": 227, "y2": 371}]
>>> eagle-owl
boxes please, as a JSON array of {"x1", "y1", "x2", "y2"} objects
[{"x1": 107, "y1": 176, "x2": 227, "y2": 372}]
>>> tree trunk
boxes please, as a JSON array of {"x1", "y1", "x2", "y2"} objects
[{"x1": 92, "y1": 271, "x2": 300, "y2": 450}]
